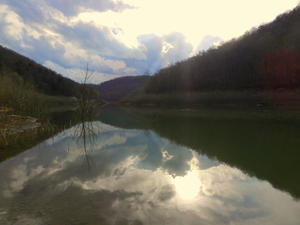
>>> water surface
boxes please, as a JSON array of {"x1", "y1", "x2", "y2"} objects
[{"x1": 0, "y1": 108, "x2": 300, "y2": 225}]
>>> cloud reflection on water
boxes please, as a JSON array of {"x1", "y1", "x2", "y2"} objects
[{"x1": 0, "y1": 121, "x2": 299, "y2": 225}]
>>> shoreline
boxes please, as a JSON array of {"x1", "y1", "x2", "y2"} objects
[{"x1": 121, "y1": 89, "x2": 300, "y2": 110}]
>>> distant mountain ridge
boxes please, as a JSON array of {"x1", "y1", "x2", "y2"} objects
[
  {"x1": 98, "y1": 76, "x2": 150, "y2": 102},
  {"x1": 0, "y1": 45, "x2": 80, "y2": 97}
]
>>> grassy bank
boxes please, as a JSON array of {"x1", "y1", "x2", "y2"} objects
[
  {"x1": 0, "y1": 69, "x2": 78, "y2": 161},
  {"x1": 122, "y1": 90, "x2": 300, "y2": 109},
  {"x1": 0, "y1": 70, "x2": 77, "y2": 116}
]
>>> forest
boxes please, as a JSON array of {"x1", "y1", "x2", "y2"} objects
[
  {"x1": 0, "y1": 45, "x2": 80, "y2": 97},
  {"x1": 144, "y1": 6, "x2": 300, "y2": 94}
]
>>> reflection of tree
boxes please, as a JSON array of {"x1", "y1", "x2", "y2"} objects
[
  {"x1": 74, "y1": 121, "x2": 96, "y2": 170},
  {"x1": 74, "y1": 64, "x2": 98, "y2": 169}
]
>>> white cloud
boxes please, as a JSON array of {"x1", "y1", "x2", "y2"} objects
[
  {"x1": 196, "y1": 35, "x2": 223, "y2": 53},
  {"x1": 138, "y1": 32, "x2": 193, "y2": 73},
  {"x1": 0, "y1": 4, "x2": 41, "y2": 41},
  {"x1": 44, "y1": 61, "x2": 131, "y2": 83},
  {"x1": 0, "y1": 0, "x2": 299, "y2": 83}
]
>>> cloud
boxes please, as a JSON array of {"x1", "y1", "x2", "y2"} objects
[
  {"x1": 3, "y1": 0, "x2": 132, "y2": 22},
  {"x1": 137, "y1": 34, "x2": 163, "y2": 74},
  {"x1": 2, "y1": 0, "x2": 48, "y2": 23},
  {"x1": 54, "y1": 21, "x2": 145, "y2": 60},
  {"x1": 0, "y1": 0, "x2": 299, "y2": 83},
  {"x1": 0, "y1": 2, "x2": 194, "y2": 81},
  {"x1": 0, "y1": 4, "x2": 41, "y2": 45},
  {"x1": 47, "y1": 0, "x2": 133, "y2": 17},
  {"x1": 44, "y1": 61, "x2": 130, "y2": 84},
  {"x1": 0, "y1": 1, "x2": 195, "y2": 82},
  {"x1": 138, "y1": 32, "x2": 193, "y2": 74},
  {"x1": 197, "y1": 35, "x2": 223, "y2": 52},
  {"x1": 0, "y1": 3, "x2": 140, "y2": 82},
  {"x1": 163, "y1": 32, "x2": 194, "y2": 64}
]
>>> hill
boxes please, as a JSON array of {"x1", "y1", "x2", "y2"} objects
[
  {"x1": 98, "y1": 76, "x2": 150, "y2": 102},
  {"x1": 0, "y1": 45, "x2": 104, "y2": 118},
  {"x1": 129, "y1": 6, "x2": 300, "y2": 107},
  {"x1": 0, "y1": 45, "x2": 80, "y2": 97}
]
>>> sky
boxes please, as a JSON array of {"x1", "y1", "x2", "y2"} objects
[{"x1": 0, "y1": 0, "x2": 299, "y2": 83}]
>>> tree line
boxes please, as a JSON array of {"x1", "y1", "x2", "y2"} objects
[
  {"x1": 0, "y1": 45, "x2": 80, "y2": 97},
  {"x1": 145, "y1": 6, "x2": 300, "y2": 94}
]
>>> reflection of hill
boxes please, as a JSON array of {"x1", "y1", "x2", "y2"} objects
[{"x1": 97, "y1": 106, "x2": 300, "y2": 199}]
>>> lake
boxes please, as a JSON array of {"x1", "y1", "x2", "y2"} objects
[{"x1": 0, "y1": 106, "x2": 300, "y2": 225}]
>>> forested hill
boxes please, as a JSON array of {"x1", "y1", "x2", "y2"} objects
[
  {"x1": 0, "y1": 45, "x2": 80, "y2": 97},
  {"x1": 98, "y1": 76, "x2": 150, "y2": 102},
  {"x1": 145, "y1": 6, "x2": 300, "y2": 93}
]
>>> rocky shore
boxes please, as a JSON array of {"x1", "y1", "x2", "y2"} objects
[{"x1": 0, "y1": 107, "x2": 41, "y2": 136}]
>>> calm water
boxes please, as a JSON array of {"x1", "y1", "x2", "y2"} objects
[{"x1": 0, "y1": 107, "x2": 300, "y2": 225}]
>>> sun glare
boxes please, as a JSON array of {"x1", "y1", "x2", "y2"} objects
[
  {"x1": 72, "y1": 0, "x2": 300, "y2": 55},
  {"x1": 173, "y1": 171, "x2": 201, "y2": 200}
]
